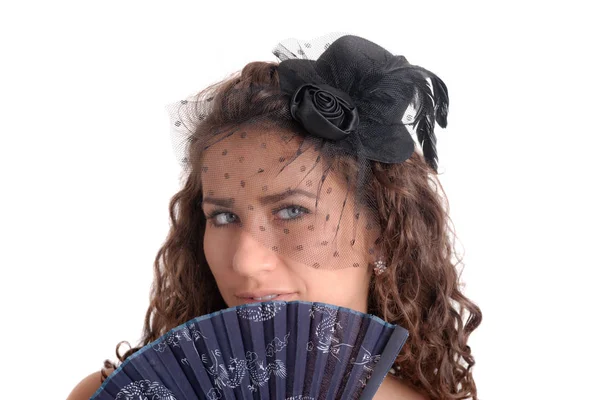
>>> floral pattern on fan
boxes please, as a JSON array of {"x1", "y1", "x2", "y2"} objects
[
  {"x1": 307, "y1": 304, "x2": 354, "y2": 362},
  {"x1": 152, "y1": 323, "x2": 207, "y2": 352},
  {"x1": 187, "y1": 322, "x2": 208, "y2": 340},
  {"x1": 115, "y1": 380, "x2": 177, "y2": 400},
  {"x1": 236, "y1": 302, "x2": 284, "y2": 321},
  {"x1": 200, "y1": 333, "x2": 290, "y2": 398},
  {"x1": 351, "y1": 346, "x2": 383, "y2": 389},
  {"x1": 352, "y1": 346, "x2": 381, "y2": 371}
]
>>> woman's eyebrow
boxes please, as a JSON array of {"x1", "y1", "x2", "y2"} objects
[
  {"x1": 201, "y1": 189, "x2": 316, "y2": 208},
  {"x1": 201, "y1": 197, "x2": 235, "y2": 208},
  {"x1": 258, "y1": 189, "x2": 317, "y2": 205}
]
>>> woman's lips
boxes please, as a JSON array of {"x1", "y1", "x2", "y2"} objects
[{"x1": 237, "y1": 293, "x2": 297, "y2": 304}]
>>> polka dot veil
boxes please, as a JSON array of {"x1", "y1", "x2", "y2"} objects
[{"x1": 167, "y1": 32, "x2": 449, "y2": 271}]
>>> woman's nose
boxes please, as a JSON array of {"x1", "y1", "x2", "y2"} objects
[{"x1": 231, "y1": 230, "x2": 277, "y2": 277}]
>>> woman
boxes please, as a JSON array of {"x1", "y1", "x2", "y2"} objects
[{"x1": 68, "y1": 34, "x2": 481, "y2": 400}]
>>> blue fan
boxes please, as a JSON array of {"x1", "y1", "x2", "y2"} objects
[{"x1": 91, "y1": 301, "x2": 409, "y2": 400}]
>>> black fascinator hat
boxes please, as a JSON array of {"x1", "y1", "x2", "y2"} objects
[{"x1": 274, "y1": 33, "x2": 448, "y2": 171}]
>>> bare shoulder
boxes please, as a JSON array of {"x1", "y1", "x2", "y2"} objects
[
  {"x1": 374, "y1": 375, "x2": 430, "y2": 400},
  {"x1": 66, "y1": 368, "x2": 114, "y2": 400}
]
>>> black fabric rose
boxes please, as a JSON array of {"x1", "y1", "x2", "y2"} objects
[{"x1": 289, "y1": 83, "x2": 359, "y2": 141}]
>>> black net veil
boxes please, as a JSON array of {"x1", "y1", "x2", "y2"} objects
[{"x1": 167, "y1": 32, "x2": 449, "y2": 272}]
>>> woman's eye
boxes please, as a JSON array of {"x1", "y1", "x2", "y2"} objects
[
  {"x1": 209, "y1": 212, "x2": 239, "y2": 227},
  {"x1": 275, "y1": 205, "x2": 309, "y2": 220},
  {"x1": 207, "y1": 205, "x2": 309, "y2": 228}
]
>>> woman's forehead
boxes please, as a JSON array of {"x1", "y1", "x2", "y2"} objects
[
  {"x1": 199, "y1": 130, "x2": 331, "y2": 197},
  {"x1": 202, "y1": 130, "x2": 307, "y2": 166}
]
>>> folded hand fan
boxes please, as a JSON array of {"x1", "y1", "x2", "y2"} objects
[{"x1": 91, "y1": 301, "x2": 409, "y2": 400}]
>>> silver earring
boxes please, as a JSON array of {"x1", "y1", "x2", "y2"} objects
[{"x1": 373, "y1": 258, "x2": 387, "y2": 276}]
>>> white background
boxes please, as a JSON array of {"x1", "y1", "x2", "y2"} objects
[{"x1": 1, "y1": 1, "x2": 598, "y2": 399}]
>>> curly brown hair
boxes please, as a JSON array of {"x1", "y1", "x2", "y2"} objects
[{"x1": 102, "y1": 61, "x2": 482, "y2": 400}]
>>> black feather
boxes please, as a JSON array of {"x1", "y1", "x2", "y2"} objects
[{"x1": 401, "y1": 66, "x2": 449, "y2": 173}]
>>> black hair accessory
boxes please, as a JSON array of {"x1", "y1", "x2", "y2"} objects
[{"x1": 276, "y1": 34, "x2": 449, "y2": 171}]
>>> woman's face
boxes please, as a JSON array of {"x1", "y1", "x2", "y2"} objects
[{"x1": 199, "y1": 129, "x2": 377, "y2": 312}]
